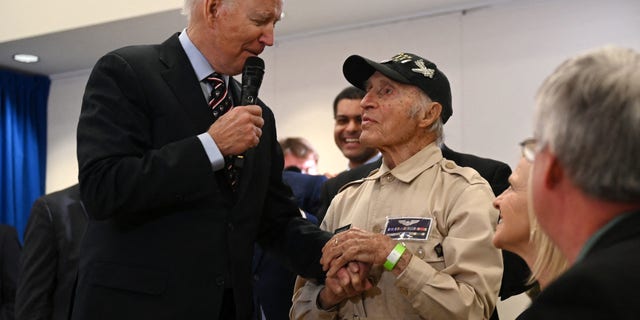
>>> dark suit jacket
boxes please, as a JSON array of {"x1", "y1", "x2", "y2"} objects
[
  {"x1": 0, "y1": 225, "x2": 20, "y2": 320},
  {"x1": 16, "y1": 184, "x2": 88, "y2": 320},
  {"x1": 282, "y1": 169, "x2": 327, "y2": 222},
  {"x1": 316, "y1": 145, "x2": 531, "y2": 318},
  {"x1": 251, "y1": 170, "x2": 327, "y2": 320},
  {"x1": 73, "y1": 34, "x2": 330, "y2": 320},
  {"x1": 518, "y1": 211, "x2": 640, "y2": 320}
]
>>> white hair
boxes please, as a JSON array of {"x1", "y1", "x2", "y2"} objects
[
  {"x1": 182, "y1": 0, "x2": 235, "y2": 20},
  {"x1": 410, "y1": 88, "x2": 444, "y2": 145},
  {"x1": 182, "y1": 0, "x2": 198, "y2": 19}
]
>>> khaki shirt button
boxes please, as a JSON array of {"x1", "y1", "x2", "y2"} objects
[
  {"x1": 385, "y1": 175, "x2": 394, "y2": 182},
  {"x1": 416, "y1": 247, "x2": 425, "y2": 259},
  {"x1": 399, "y1": 287, "x2": 409, "y2": 296},
  {"x1": 372, "y1": 224, "x2": 382, "y2": 233},
  {"x1": 445, "y1": 162, "x2": 456, "y2": 169}
]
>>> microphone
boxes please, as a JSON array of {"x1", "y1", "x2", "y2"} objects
[
  {"x1": 234, "y1": 56, "x2": 265, "y2": 170},
  {"x1": 239, "y1": 56, "x2": 265, "y2": 105}
]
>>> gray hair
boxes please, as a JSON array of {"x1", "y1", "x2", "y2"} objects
[
  {"x1": 182, "y1": 0, "x2": 198, "y2": 19},
  {"x1": 410, "y1": 89, "x2": 444, "y2": 145},
  {"x1": 182, "y1": 0, "x2": 234, "y2": 20},
  {"x1": 534, "y1": 46, "x2": 640, "y2": 202}
]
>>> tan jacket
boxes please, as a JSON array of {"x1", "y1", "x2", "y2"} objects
[{"x1": 291, "y1": 144, "x2": 502, "y2": 320}]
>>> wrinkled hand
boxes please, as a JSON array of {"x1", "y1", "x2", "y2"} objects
[
  {"x1": 321, "y1": 228, "x2": 395, "y2": 277},
  {"x1": 208, "y1": 105, "x2": 264, "y2": 156},
  {"x1": 318, "y1": 262, "x2": 372, "y2": 309}
]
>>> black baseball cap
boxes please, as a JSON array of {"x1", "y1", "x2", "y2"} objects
[{"x1": 342, "y1": 52, "x2": 452, "y2": 124}]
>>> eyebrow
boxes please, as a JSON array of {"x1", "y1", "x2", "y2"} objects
[{"x1": 252, "y1": 10, "x2": 281, "y2": 22}]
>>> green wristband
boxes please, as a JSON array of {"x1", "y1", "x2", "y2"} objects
[{"x1": 383, "y1": 242, "x2": 407, "y2": 271}]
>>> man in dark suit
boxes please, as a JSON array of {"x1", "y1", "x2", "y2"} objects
[
  {"x1": 72, "y1": 0, "x2": 331, "y2": 319},
  {"x1": 16, "y1": 184, "x2": 87, "y2": 320},
  {"x1": 0, "y1": 224, "x2": 20, "y2": 320},
  {"x1": 518, "y1": 47, "x2": 640, "y2": 319}
]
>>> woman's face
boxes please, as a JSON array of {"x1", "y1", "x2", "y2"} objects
[{"x1": 492, "y1": 157, "x2": 532, "y2": 255}]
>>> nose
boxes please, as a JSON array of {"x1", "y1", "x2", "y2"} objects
[
  {"x1": 493, "y1": 193, "x2": 503, "y2": 210},
  {"x1": 259, "y1": 24, "x2": 275, "y2": 46},
  {"x1": 360, "y1": 91, "x2": 375, "y2": 110},
  {"x1": 345, "y1": 119, "x2": 360, "y2": 132}
]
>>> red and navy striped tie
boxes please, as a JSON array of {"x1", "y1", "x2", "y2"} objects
[{"x1": 205, "y1": 73, "x2": 239, "y2": 192}]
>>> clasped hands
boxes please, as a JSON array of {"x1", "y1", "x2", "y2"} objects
[{"x1": 317, "y1": 228, "x2": 396, "y2": 309}]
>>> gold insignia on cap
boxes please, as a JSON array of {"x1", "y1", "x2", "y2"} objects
[
  {"x1": 386, "y1": 53, "x2": 414, "y2": 64},
  {"x1": 412, "y1": 59, "x2": 435, "y2": 78}
]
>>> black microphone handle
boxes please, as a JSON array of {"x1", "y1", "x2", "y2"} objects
[
  {"x1": 235, "y1": 57, "x2": 265, "y2": 169},
  {"x1": 240, "y1": 57, "x2": 265, "y2": 105}
]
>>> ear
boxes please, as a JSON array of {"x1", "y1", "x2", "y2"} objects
[
  {"x1": 418, "y1": 102, "x2": 442, "y2": 128},
  {"x1": 204, "y1": 0, "x2": 220, "y2": 26},
  {"x1": 540, "y1": 149, "x2": 564, "y2": 189}
]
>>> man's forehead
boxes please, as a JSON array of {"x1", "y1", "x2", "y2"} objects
[{"x1": 246, "y1": 0, "x2": 283, "y2": 17}]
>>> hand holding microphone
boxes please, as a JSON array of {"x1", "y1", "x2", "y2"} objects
[{"x1": 208, "y1": 56, "x2": 265, "y2": 157}]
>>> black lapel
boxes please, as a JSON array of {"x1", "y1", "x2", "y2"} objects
[{"x1": 159, "y1": 34, "x2": 214, "y2": 133}]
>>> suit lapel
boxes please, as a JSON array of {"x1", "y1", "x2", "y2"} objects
[{"x1": 159, "y1": 34, "x2": 214, "y2": 133}]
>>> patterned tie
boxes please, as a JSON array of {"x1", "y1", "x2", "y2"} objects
[
  {"x1": 206, "y1": 72, "x2": 233, "y2": 119},
  {"x1": 205, "y1": 73, "x2": 240, "y2": 192}
]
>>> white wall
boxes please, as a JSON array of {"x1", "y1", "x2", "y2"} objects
[
  {"x1": 46, "y1": 0, "x2": 640, "y2": 190},
  {"x1": 0, "y1": 0, "x2": 181, "y2": 42}
]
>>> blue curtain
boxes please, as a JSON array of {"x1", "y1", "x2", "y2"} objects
[{"x1": 0, "y1": 69, "x2": 50, "y2": 242}]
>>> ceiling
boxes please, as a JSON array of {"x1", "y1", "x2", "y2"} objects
[{"x1": 0, "y1": 0, "x2": 505, "y2": 76}]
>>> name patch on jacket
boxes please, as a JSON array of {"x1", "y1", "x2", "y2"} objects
[{"x1": 384, "y1": 217, "x2": 433, "y2": 241}]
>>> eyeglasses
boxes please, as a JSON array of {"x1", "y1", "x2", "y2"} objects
[{"x1": 519, "y1": 138, "x2": 538, "y2": 162}]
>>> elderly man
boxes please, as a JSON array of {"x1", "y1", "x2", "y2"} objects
[
  {"x1": 291, "y1": 53, "x2": 502, "y2": 320},
  {"x1": 71, "y1": 0, "x2": 331, "y2": 319},
  {"x1": 518, "y1": 46, "x2": 640, "y2": 319}
]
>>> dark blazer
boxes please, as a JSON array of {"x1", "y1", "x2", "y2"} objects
[
  {"x1": 73, "y1": 34, "x2": 330, "y2": 320},
  {"x1": 251, "y1": 170, "x2": 327, "y2": 320},
  {"x1": 518, "y1": 211, "x2": 640, "y2": 320},
  {"x1": 0, "y1": 224, "x2": 20, "y2": 320},
  {"x1": 16, "y1": 184, "x2": 88, "y2": 320},
  {"x1": 282, "y1": 169, "x2": 327, "y2": 222}
]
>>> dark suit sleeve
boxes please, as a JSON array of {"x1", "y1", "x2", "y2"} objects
[
  {"x1": 254, "y1": 110, "x2": 331, "y2": 280},
  {"x1": 77, "y1": 52, "x2": 219, "y2": 222},
  {"x1": 15, "y1": 199, "x2": 57, "y2": 320},
  {"x1": 315, "y1": 180, "x2": 335, "y2": 224},
  {"x1": 1, "y1": 225, "x2": 20, "y2": 320}
]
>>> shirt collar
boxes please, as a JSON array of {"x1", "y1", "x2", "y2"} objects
[
  {"x1": 369, "y1": 142, "x2": 442, "y2": 183},
  {"x1": 178, "y1": 29, "x2": 228, "y2": 83}
]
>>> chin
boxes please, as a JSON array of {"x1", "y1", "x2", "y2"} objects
[{"x1": 492, "y1": 232, "x2": 505, "y2": 249}]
